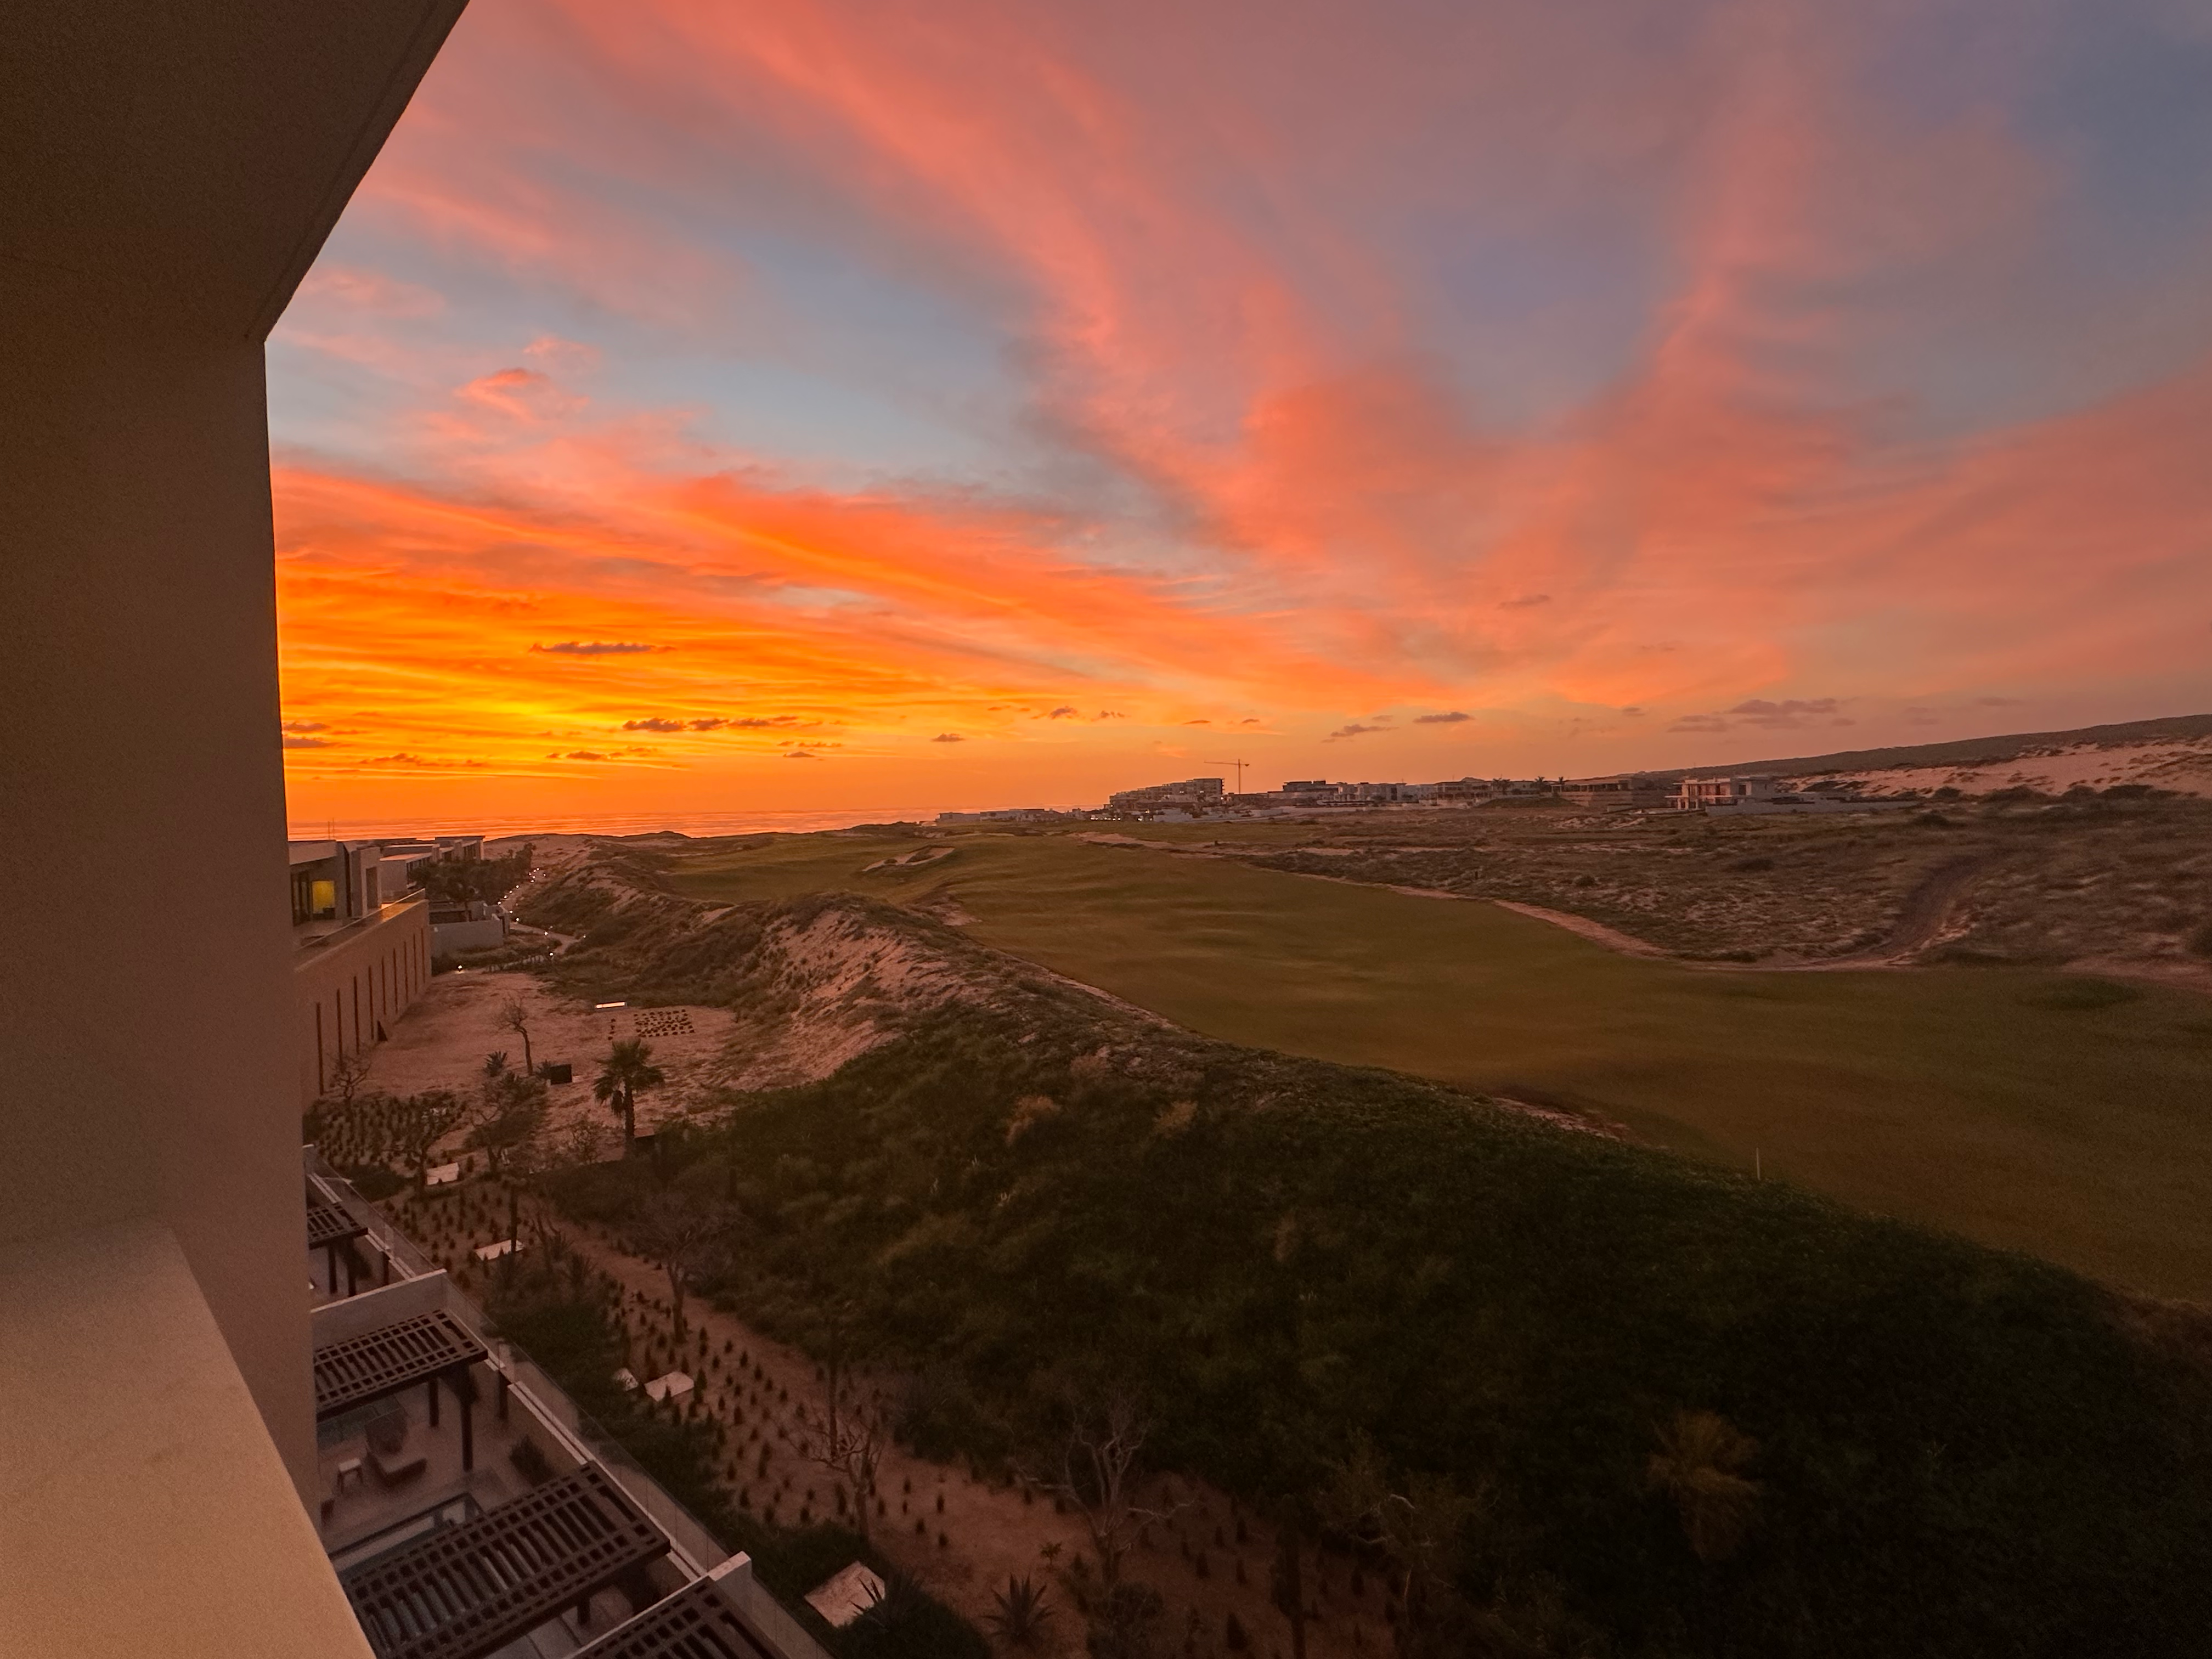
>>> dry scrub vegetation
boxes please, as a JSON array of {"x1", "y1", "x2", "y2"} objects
[{"x1": 1219, "y1": 794, "x2": 2212, "y2": 975}]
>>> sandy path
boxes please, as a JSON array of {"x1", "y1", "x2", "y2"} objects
[
  {"x1": 369, "y1": 972, "x2": 740, "y2": 1150},
  {"x1": 1487, "y1": 899, "x2": 1671, "y2": 957}
]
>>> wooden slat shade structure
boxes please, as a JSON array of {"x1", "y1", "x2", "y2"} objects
[
  {"x1": 339, "y1": 1466, "x2": 670, "y2": 1659},
  {"x1": 308, "y1": 1201, "x2": 370, "y2": 1250},
  {"x1": 315, "y1": 1308, "x2": 487, "y2": 1470},
  {"x1": 308, "y1": 1200, "x2": 372, "y2": 1297},
  {"x1": 314, "y1": 1310, "x2": 485, "y2": 1419},
  {"x1": 571, "y1": 1578, "x2": 778, "y2": 1659}
]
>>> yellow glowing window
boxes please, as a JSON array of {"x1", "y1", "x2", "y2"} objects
[{"x1": 312, "y1": 879, "x2": 336, "y2": 915}]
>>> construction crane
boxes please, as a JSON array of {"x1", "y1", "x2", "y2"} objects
[{"x1": 1205, "y1": 759, "x2": 1252, "y2": 793}]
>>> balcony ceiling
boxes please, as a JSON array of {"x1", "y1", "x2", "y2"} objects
[{"x1": 2, "y1": 0, "x2": 469, "y2": 341}]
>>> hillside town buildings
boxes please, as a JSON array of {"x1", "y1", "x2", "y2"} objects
[{"x1": 926, "y1": 766, "x2": 1906, "y2": 825}]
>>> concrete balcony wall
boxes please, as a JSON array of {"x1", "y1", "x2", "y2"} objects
[
  {"x1": 0, "y1": 5, "x2": 469, "y2": 1649},
  {"x1": 1, "y1": 271, "x2": 317, "y2": 1489}
]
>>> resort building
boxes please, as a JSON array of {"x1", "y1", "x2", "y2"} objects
[
  {"x1": 294, "y1": 840, "x2": 433, "y2": 1107},
  {"x1": 934, "y1": 806, "x2": 1065, "y2": 823},
  {"x1": 0, "y1": 8, "x2": 822, "y2": 1654},
  {"x1": 1559, "y1": 775, "x2": 1674, "y2": 810},
  {"x1": 1105, "y1": 776, "x2": 1227, "y2": 815},
  {"x1": 1672, "y1": 774, "x2": 1782, "y2": 810}
]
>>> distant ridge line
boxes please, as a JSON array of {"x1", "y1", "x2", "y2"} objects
[{"x1": 1642, "y1": 711, "x2": 2212, "y2": 782}]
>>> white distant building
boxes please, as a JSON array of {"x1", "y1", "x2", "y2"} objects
[
  {"x1": 934, "y1": 806, "x2": 1063, "y2": 824},
  {"x1": 1673, "y1": 775, "x2": 1781, "y2": 810},
  {"x1": 1105, "y1": 777, "x2": 1225, "y2": 815}
]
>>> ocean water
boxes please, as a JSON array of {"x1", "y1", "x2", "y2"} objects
[{"x1": 284, "y1": 808, "x2": 951, "y2": 842}]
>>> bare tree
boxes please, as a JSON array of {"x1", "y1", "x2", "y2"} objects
[
  {"x1": 321, "y1": 1047, "x2": 375, "y2": 1113},
  {"x1": 468, "y1": 1071, "x2": 548, "y2": 1180},
  {"x1": 631, "y1": 1190, "x2": 737, "y2": 1345},
  {"x1": 795, "y1": 1319, "x2": 890, "y2": 1540},
  {"x1": 392, "y1": 1088, "x2": 477, "y2": 1190},
  {"x1": 1317, "y1": 1434, "x2": 1484, "y2": 1658},
  {"x1": 499, "y1": 997, "x2": 535, "y2": 1074},
  {"x1": 1028, "y1": 1390, "x2": 1186, "y2": 1586}
]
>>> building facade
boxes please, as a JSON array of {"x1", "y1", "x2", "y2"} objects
[
  {"x1": 1105, "y1": 776, "x2": 1226, "y2": 814},
  {"x1": 1672, "y1": 775, "x2": 1782, "y2": 810},
  {"x1": 1560, "y1": 774, "x2": 1673, "y2": 810}
]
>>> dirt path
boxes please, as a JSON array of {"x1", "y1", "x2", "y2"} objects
[
  {"x1": 459, "y1": 1211, "x2": 1377, "y2": 1658},
  {"x1": 1846, "y1": 851, "x2": 2004, "y2": 963},
  {"x1": 1489, "y1": 899, "x2": 1672, "y2": 957}
]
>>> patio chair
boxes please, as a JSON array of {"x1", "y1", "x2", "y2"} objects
[{"x1": 367, "y1": 1408, "x2": 427, "y2": 1485}]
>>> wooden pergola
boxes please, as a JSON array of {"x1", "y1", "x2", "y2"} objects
[
  {"x1": 571, "y1": 1577, "x2": 782, "y2": 1658},
  {"x1": 307, "y1": 1199, "x2": 369, "y2": 1296},
  {"x1": 338, "y1": 1465, "x2": 669, "y2": 1659},
  {"x1": 313, "y1": 1308, "x2": 488, "y2": 1471}
]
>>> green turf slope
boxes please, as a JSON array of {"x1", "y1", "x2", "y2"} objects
[
  {"x1": 659, "y1": 830, "x2": 2212, "y2": 1298},
  {"x1": 515, "y1": 855, "x2": 2212, "y2": 1659}
]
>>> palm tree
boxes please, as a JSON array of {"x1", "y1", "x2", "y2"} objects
[
  {"x1": 1647, "y1": 1408, "x2": 1762, "y2": 1563},
  {"x1": 592, "y1": 1038, "x2": 664, "y2": 1155}
]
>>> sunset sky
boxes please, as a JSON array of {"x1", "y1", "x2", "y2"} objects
[{"x1": 272, "y1": 0, "x2": 2212, "y2": 826}]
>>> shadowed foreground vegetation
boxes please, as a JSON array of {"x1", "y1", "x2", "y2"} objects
[
  {"x1": 515, "y1": 853, "x2": 2212, "y2": 1655},
  {"x1": 546, "y1": 1003, "x2": 2212, "y2": 1658},
  {"x1": 483, "y1": 1252, "x2": 988, "y2": 1659}
]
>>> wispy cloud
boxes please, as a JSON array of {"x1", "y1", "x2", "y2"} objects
[{"x1": 272, "y1": 0, "x2": 2212, "y2": 812}]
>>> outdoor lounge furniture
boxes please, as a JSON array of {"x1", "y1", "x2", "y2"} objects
[
  {"x1": 366, "y1": 1408, "x2": 427, "y2": 1485},
  {"x1": 372, "y1": 1444, "x2": 428, "y2": 1485}
]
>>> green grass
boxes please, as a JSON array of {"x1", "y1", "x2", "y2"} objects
[{"x1": 661, "y1": 829, "x2": 2212, "y2": 1298}]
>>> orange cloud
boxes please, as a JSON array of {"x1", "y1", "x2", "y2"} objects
[{"x1": 278, "y1": 0, "x2": 2212, "y2": 818}]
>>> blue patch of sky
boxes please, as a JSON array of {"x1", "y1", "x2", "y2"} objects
[
  {"x1": 270, "y1": 205, "x2": 1069, "y2": 496},
  {"x1": 1815, "y1": 0, "x2": 2212, "y2": 441}
]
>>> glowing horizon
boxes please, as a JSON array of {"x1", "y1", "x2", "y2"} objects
[{"x1": 273, "y1": 0, "x2": 2212, "y2": 823}]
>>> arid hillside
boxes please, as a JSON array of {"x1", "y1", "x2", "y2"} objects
[{"x1": 1211, "y1": 794, "x2": 2212, "y2": 979}]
